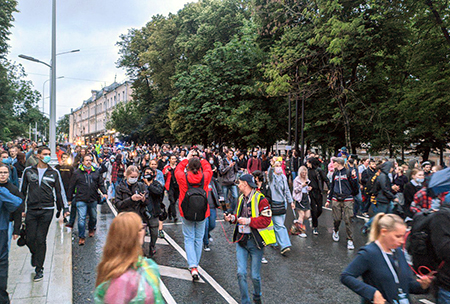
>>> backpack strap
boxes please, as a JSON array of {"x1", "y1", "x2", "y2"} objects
[{"x1": 185, "y1": 173, "x2": 204, "y2": 188}]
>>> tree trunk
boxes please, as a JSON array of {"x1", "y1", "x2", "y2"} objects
[
  {"x1": 425, "y1": 0, "x2": 450, "y2": 45},
  {"x1": 423, "y1": 146, "x2": 431, "y2": 161},
  {"x1": 440, "y1": 144, "x2": 444, "y2": 166}
]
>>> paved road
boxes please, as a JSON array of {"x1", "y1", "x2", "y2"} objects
[{"x1": 72, "y1": 198, "x2": 435, "y2": 304}]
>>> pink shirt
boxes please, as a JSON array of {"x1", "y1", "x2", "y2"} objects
[{"x1": 104, "y1": 269, "x2": 155, "y2": 304}]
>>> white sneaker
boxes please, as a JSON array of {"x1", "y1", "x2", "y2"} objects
[
  {"x1": 261, "y1": 257, "x2": 268, "y2": 264},
  {"x1": 299, "y1": 232, "x2": 307, "y2": 238},
  {"x1": 347, "y1": 240, "x2": 355, "y2": 250},
  {"x1": 332, "y1": 230, "x2": 340, "y2": 242},
  {"x1": 209, "y1": 237, "x2": 213, "y2": 243}
]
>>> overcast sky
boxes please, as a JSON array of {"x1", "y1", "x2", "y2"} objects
[{"x1": 8, "y1": 0, "x2": 192, "y2": 120}]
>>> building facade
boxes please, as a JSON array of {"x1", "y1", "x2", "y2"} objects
[{"x1": 69, "y1": 81, "x2": 133, "y2": 144}]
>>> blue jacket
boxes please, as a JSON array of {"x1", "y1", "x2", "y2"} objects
[
  {"x1": 0, "y1": 186, "x2": 22, "y2": 230},
  {"x1": 341, "y1": 242, "x2": 425, "y2": 303}
]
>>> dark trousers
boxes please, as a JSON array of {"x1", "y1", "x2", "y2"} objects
[
  {"x1": 168, "y1": 187, "x2": 179, "y2": 219},
  {"x1": 310, "y1": 190, "x2": 323, "y2": 228},
  {"x1": 147, "y1": 217, "x2": 159, "y2": 252},
  {"x1": 25, "y1": 209, "x2": 54, "y2": 271},
  {"x1": 0, "y1": 230, "x2": 10, "y2": 303},
  {"x1": 68, "y1": 201, "x2": 77, "y2": 226}
]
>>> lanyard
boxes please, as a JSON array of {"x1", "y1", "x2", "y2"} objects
[{"x1": 375, "y1": 241, "x2": 400, "y2": 284}]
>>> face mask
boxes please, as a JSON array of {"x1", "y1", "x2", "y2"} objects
[
  {"x1": 209, "y1": 160, "x2": 214, "y2": 164},
  {"x1": 274, "y1": 167, "x2": 283, "y2": 174},
  {"x1": 2, "y1": 158, "x2": 11, "y2": 165},
  {"x1": 416, "y1": 178, "x2": 424, "y2": 183},
  {"x1": 43, "y1": 156, "x2": 51, "y2": 164},
  {"x1": 128, "y1": 177, "x2": 138, "y2": 184}
]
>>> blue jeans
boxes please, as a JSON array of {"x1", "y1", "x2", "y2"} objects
[
  {"x1": 364, "y1": 201, "x2": 393, "y2": 229},
  {"x1": 77, "y1": 201, "x2": 97, "y2": 239},
  {"x1": 271, "y1": 202, "x2": 291, "y2": 250},
  {"x1": 353, "y1": 190, "x2": 363, "y2": 216},
  {"x1": 182, "y1": 218, "x2": 207, "y2": 268},
  {"x1": 291, "y1": 172, "x2": 297, "y2": 182},
  {"x1": 236, "y1": 236, "x2": 264, "y2": 304},
  {"x1": 222, "y1": 184, "x2": 238, "y2": 212},
  {"x1": 437, "y1": 288, "x2": 450, "y2": 304},
  {"x1": 7, "y1": 222, "x2": 13, "y2": 250},
  {"x1": 203, "y1": 208, "x2": 217, "y2": 246}
]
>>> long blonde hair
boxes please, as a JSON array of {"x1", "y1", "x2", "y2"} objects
[
  {"x1": 96, "y1": 212, "x2": 143, "y2": 286},
  {"x1": 369, "y1": 213, "x2": 406, "y2": 243},
  {"x1": 298, "y1": 166, "x2": 308, "y2": 178}
]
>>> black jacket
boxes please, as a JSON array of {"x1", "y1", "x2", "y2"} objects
[
  {"x1": 308, "y1": 167, "x2": 330, "y2": 192},
  {"x1": 374, "y1": 161, "x2": 396, "y2": 204},
  {"x1": 0, "y1": 181, "x2": 24, "y2": 235},
  {"x1": 403, "y1": 181, "x2": 421, "y2": 218},
  {"x1": 115, "y1": 179, "x2": 164, "y2": 220},
  {"x1": 361, "y1": 167, "x2": 376, "y2": 195},
  {"x1": 67, "y1": 165, "x2": 107, "y2": 203},
  {"x1": 258, "y1": 181, "x2": 272, "y2": 204},
  {"x1": 55, "y1": 164, "x2": 74, "y2": 198},
  {"x1": 328, "y1": 167, "x2": 358, "y2": 201},
  {"x1": 430, "y1": 206, "x2": 450, "y2": 292},
  {"x1": 21, "y1": 165, "x2": 68, "y2": 211}
]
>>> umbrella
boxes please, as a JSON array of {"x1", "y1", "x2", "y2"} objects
[{"x1": 428, "y1": 167, "x2": 450, "y2": 195}]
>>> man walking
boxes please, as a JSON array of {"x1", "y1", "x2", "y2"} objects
[
  {"x1": 325, "y1": 157, "x2": 358, "y2": 250},
  {"x1": 20, "y1": 146, "x2": 68, "y2": 281},
  {"x1": 224, "y1": 174, "x2": 275, "y2": 304},
  {"x1": 163, "y1": 154, "x2": 179, "y2": 222},
  {"x1": 220, "y1": 150, "x2": 239, "y2": 212},
  {"x1": 68, "y1": 155, "x2": 107, "y2": 246}
]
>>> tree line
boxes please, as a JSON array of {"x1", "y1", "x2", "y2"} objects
[
  {"x1": 0, "y1": 0, "x2": 48, "y2": 142},
  {"x1": 109, "y1": 0, "x2": 450, "y2": 161}
]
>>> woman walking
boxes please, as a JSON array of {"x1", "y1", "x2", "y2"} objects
[
  {"x1": 341, "y1": 213, "x2": 431, "y2": 304},
  {"x1": 268, "y1": 161, "x2": 293, "y2": 255},
  {"x1": 94, "y1": 212, "x2": 164, "y2": 303},
  {"x1": 292, "y1": 166, "x2": 311, "y2": 238}
]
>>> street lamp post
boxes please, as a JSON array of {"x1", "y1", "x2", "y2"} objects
[{"x1": 42, "y1": 76, "x2": 64, "y2": 114}]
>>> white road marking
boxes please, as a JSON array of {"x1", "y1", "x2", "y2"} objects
[
  {"x1": 419, "y1": 300, "x2": 435, "y2": 304},
  {"x1": 144, "y1": 236, "x2": 170, "y2": 245},
  {"x1": 163, "y1": 219, "x2": 225, "y2": 226},
  {"x1": 159, "y1": 265, "x2": 205, "y2": 283},
  {"x1": 159, "y1": 279, "x2": 177, "y2": 304},
  {"x1": 163, "y1": 232, "x2": 238, "y2": 304}
]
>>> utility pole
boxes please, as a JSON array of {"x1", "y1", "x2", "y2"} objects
[{"x1": 35, "y1": 122, "x2": 38, "y2": 142}]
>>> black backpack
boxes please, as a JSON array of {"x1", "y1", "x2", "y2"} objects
[
  {"x1": 181, "y1": 174, "x2": 208, "y2": 221},
  {"x1": 406, "y1": 211, "x2": 440, "y2": 273}
]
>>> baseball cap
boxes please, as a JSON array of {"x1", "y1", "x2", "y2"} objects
[{"x1": 239, "y1": 174, "x2": 258, "y2": 188}]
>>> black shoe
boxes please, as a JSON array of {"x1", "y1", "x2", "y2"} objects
[
  {"x1": 31, "y1": 255, "x2": 35, "y2": 267},
  {"x1": 173, "y1": 217, "x2": 178, "y2": 223},
  {"x1": 254, "y1": 298, "x2": 262, "y2": 304},
  {"x1": 34, "y1": 269, "x2": 44, "y2": 282}
]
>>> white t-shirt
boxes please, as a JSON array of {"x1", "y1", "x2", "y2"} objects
[{"x1": 38, "y1": 167, "x2": 47, "y2": 186}]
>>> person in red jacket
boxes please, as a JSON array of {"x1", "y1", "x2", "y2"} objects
[
  {"x1": 247, "y1": 151, "x2": 262, "y2": 174},
  {"x1": 175, "y1": 150, "x2": 212, "y2": 280}
]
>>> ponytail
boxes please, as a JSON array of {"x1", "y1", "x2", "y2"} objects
[
  {"x1": 187, "y1": 158, "x2": 201, "y2": 174},
  {"x1": 369, "y1": 213, "x2": 405, "y2": 243}
]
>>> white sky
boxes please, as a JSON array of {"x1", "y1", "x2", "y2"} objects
[{"x1": 8, "y1": 0, "x2": 193, "y2": 120}]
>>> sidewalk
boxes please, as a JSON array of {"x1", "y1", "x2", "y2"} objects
[{"x1": 7, "y1": 218, "x2": 72, "y2": 304}]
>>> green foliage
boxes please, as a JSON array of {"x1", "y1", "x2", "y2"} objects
[{"x1": 112, "y1": 0, "x2": 450, "y2": 158}]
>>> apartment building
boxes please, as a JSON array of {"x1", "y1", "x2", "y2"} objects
[{"x1": 69, "y1": 81, "x2": 132, "y2": 144}]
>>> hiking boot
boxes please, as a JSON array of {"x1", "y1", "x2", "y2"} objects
[
  {"x1": 190, "y1": 268, "x2": 199, "y2": 280},
  {"x1": 332, "y1": 230, "x2": 340, "y2": 242},
  {"x1": 79, "y1": 238, "x2": 85, "y2": 246}
]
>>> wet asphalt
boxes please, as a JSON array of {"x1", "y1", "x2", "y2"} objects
[{"x1": 72, "y1": 197, "x2": 435, "y2": 304}]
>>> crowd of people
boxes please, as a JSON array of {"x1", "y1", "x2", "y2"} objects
[{"x1": 0, "y1": 138, "x2": 448, "y2": 303}]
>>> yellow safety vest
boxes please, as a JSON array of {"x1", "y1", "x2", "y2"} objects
[{"x1": 236, "y1": 192, "x2": 276, "y2": 246}]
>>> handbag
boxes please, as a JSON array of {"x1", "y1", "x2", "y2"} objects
[{"x1": 271, "y1": 201, "x2": 286, "y2": 216}]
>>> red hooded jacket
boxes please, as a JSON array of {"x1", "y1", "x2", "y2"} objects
[{"x1": 175, "y1": 158, "x2": 213, "y2": 218}]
